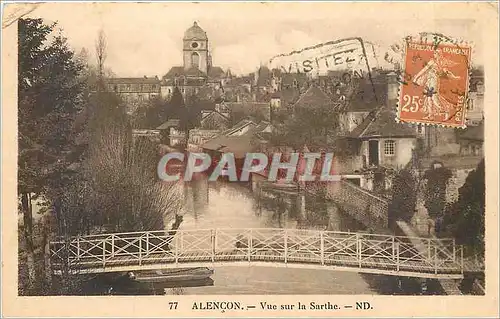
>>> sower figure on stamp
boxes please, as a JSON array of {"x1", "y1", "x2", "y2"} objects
[{"x1": 412, "y1": 49, "x2": 461, "y2": 120}]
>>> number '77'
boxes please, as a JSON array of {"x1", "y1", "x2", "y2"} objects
[{"x1": 169, "y1": 302, "x2": 178, "y2": 310}]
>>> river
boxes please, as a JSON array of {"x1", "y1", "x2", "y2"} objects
[
  {"x1": 161, "y1": 177, "x2": 434, "y2": 295},
  {"x1": 77, "y1": 177, "x2": 437, "y2": 295}
]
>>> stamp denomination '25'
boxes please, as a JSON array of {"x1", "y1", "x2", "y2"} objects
[{"x1": 397, "y1": 41, "x2": 472, "y2": 128}]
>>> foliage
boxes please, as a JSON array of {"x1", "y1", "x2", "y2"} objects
[
  {"x1": 388, "y1": 169, "x2": 417, "y2": 226},
  {"x1": 442, "y1": 159, "x2": 485, "y2": 256},
  {"x1": 270, "y1": 107, "x2": 291, "y2": 125},
  {"x1": 270, "y1": 101, "x2": 340, "y2": 151},
  {"x1": 423, "y1": 165, "x2": 452, "y2": 218},
  {"x1": 304, "y1": 188, "x2": 329, "y2": 225},
  {"x1": 72, "y1": 86, "x2": 183, "y2": 234},
  {"x1": 18, "y1": 19, "x2": 183, "y2": 294},
  {"x1": 183, "y1": 93, "x2": 203, "y2": 130},
  {"x1": 133, "y1": 96, "x2": 170, "y2": 129},
  {"x1": 169, "y1": 86, "x2": 185, "y2": 118},
  {"x1": 74, "y1": 47, "x2": 115, "y2": 95},
  {"x1": 18, "y1": 17, "x2": 86, "y2": 295},
  {"x1": 131, "y1": 88, "x2": 201, "y2": 131},
  {"x1": 82, "y1": 135, "x2": 182, "y2": 232},
  {"x1": 230, "y1": 106, "x2": 269, "y2": 126},
  {"x1": 52, "y1": 75, "x2": 183, "y2": 293},
  {"x1": 75, "y1": 31, "x2": 183, "y2": 232},
  {"x1": 18, "y1": 18, "x2": 85, "y2": 196}
]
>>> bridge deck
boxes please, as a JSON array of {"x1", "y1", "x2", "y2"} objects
[{"x1": 50, "y1": 228, "x2": 468, "y2": 279}]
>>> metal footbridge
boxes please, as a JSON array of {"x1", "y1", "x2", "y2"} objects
[{"x1": 50, "y1": 228, "x2": 477, "y2": 279}]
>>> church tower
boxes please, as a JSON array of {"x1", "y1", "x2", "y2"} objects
[{"x1": 183, "y1": 22, "x2": 209, "y2": 74}]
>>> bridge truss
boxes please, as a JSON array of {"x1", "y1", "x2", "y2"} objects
[{"x1": 50, "y1": 228, "x2": 468, "y2": 279}]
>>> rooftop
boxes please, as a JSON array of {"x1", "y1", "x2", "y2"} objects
[
  {"x1": 156, "y1": 119, "x2": 181, "y2": 130},
  {"x1": 279, "y1": 88, "x2": 302, "y2": 106},
  {"x1": 201, "y1": 120, "x2": 272, "y2": 158},
  {"x1": 227, "y1": 102, "x2": 271, "y2": 122},
  {"x1": 163, "y1": 65, "x2": 226, "y2": 80},
  {"x1": 348, "y1": 107, "x2": 417, "y2": 139},
  {"x1": 293, "y1": 85, "x2": 336, "y2": 109},
  {"x1": 184, "y1": 21, "x2": 207, "y2": 40},
  {"x1": 107, "y1": 76, "x2": 160, "y2": 84},
  {"x1": 208, "y1": 66, "x2": 225, "y2": 79},
  {"x1": 345, "y1": 80, "x2": 386, "y2": 112},
  {"x1": 281, "y1": 73, "x2": 308, "y2": 87},
  {"x1": 420, "y1": 155, "x2": 483, "y2": 170},
  {"x1": 458, "y1": 121, "x2": 484, "y2": 141}
]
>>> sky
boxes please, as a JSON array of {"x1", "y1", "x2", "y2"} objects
[{"x1": 21, "y1": 2, "x2": 486, "y2": 78}]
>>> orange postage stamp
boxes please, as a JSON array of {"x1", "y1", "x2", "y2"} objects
[{"x1": 397, "y1": 40, "x2": 472, "y2": 128}]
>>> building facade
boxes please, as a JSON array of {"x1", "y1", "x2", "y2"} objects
[
  {"x1": 106, "y1": 76, "x2": 161, "y2": 103},
  {"x1": 160, "y1": 22, "x2": 227, "y2": 100}
]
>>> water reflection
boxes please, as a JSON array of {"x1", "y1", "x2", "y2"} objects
[
  {"x1": 70, "y1": 177, "x2": 434, "y2": 295},
  {"x1": 181, "y1": 177, "x2": 364, "y2": 232},
  {"x1": 174, "y1": 177, "x2": 437, "y2": 295}
]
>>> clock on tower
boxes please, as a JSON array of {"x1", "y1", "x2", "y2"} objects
[{"x1": 183, "y1": 22, "x2": 209, "y2": 74}]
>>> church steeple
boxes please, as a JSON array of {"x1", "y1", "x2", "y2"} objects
[
  {"x1": 183, "y1": 21, "x2": 208, "y2": 41},
  {"x1": 183, "y1": 21, "x2": 209, "y2": 74}
]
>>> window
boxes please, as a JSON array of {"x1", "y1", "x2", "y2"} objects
[
  {"x1": 476, "y1": 81, "x2": 484, "y2": 95},
  {"x1": 191, "y1": 52, "x2": 200, "y2": 69},
  {"x1": 468, "y1": 99, "x2": 474, "y2": 110},
  {"x1": 384, "y1": 140, "x2": 395, "y2": 156}
]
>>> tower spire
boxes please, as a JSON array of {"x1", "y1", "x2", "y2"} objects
[{"x1": 183, "y1": 20, "x2": 209, "y2": 73}]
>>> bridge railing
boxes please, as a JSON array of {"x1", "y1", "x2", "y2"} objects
[{"x1": 50, "y1": 228, "x2": 464, "y2": 275}]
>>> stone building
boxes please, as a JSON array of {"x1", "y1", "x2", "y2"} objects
[
  {"x1": 466, "y1": 68, "x2": 485, "y2": 126},
  {"x1": 457, "y1": 121, "x2": 484, "y2": 156},
  {"x1": 160, "y1": 22, "x2": 227, "y2": 99},
  {"x1": 106, "y1": 76, "x2": 161, "y2": 103}
]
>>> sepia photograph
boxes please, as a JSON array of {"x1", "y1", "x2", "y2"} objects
[{"x1": 2, "y1": 1, "x2": 498, "y2": 318}]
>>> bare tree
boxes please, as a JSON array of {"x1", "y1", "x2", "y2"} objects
[
  {"x1": 80, "y1": 90, "x2": 183, "y2": 232},
  {"x1": 95, "y1": 29, "x2": 107, "y2": 85}
]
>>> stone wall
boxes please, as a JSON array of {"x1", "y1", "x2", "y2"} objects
[
  {"x1": 445, "y1": 168, "x2": 475, "y2": 204},
  {"x1": 326, "y1": 180, "x2": 389, "y2": 232},
  {"x1": 411, "y1": 166, "x2": 476, "y2": 236}
]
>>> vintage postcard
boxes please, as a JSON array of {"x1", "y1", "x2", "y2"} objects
[{"x1": 1, "y1": 1, "x2": 498, "y2": 318}]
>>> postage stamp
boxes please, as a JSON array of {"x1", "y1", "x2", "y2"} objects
[{"x1": 396, "y1": 39, "x2": 472, "y2": 128}]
